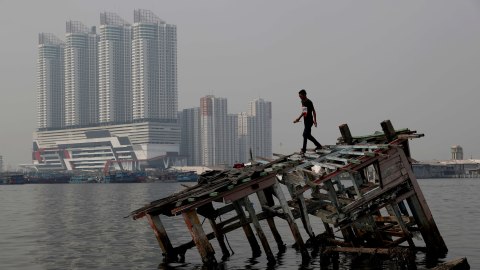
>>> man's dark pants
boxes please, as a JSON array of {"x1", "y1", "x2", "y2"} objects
[{"x1": 302, "y1": 121, "x2": 322, "y2": 152}]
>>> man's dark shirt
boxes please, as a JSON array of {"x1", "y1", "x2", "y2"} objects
[{"x1": 301, "y1": 98, "x2": 315, "y2": 125}]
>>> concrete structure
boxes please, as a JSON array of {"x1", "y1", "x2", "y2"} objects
[
  {"x1": 98, "y1": 12, "x2": 132, "y2": 123},
  {"x1": 132, "y1": 9, "x2": 177, "y2": 121},
  {"x1": 451, "y1": 145, "x2": 463, "y2": 160},
  {"x1": 179, "y1": 108, "x2": 201, "y2": 166},
  {"x1": 200, "y1": 95, "x2": 227, "y2": 166},
  {"x1": 64, "y1": 21, "x2": 98, "y2": 126},
  {"x1": 413, "y1": 160, "x2": 480, "y2": 178},
  {"x1": 33, "y1": 132, "x2": 138, "y2": 171},
  {"x1": 37, "y1": 33, "x2": 65, "y2": 129},
  {"x1": 33, "y1": 121, "x2": 181, "y2": 170}
]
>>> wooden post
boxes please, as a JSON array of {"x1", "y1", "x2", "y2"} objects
[
  {"x1": 232, "y1": 201, "x2": 262, "y2": 257},
  {"x1": 398, "y1": 149, "x2": 448, "y2": 254},
  {"x1": 272, "y1": 180, "x2": 310, "y2": 261},
  {"x1": 391, "y1": 204, "x2": 415, "y2": 248},
  {"x1": 182, "y1": 210, "x2": 217, "y2": 265},
  {"x1": 339, "y1": 123, "x2": 353, "y2": 145},
  {"x1": 146, "y1": 214, "x2": 178, "y2": 262},
  {"x1": 381, "y1": 120, "x2": 396, "y2": 142},
  {"x1": 242, "y1": 197, "x2": 276, "y2": 264},
  {"x1": 284, "y1": 177, "x2": 315, "y2": 240},
  {"x1": 208, "y1": 218, "x2": 231, "y2": 259},
  {"x1": 256, "y1": 190, "x2": 285, "y2": 251}
]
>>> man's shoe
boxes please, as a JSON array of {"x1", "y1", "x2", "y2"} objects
[
  {"x1": 300, "y1": 149, "x2": 306, "y2": 155},
  {"x1": 314, "y1": 146, "x2": 323, "y2": 151}
]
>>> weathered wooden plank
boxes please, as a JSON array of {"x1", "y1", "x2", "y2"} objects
[
  {"x1": 431, "y1": 257, "x2": 470, "y2": 270},
  {"x1": 256, "y1": 190, "x2": 285, "y2": 251},
  {"x1": 381, "y1": 120, "x2": 397, "y2": 142},
  {"x1": 272, "y1": 181, "x2": 310, "y2": 261},
  {"x1": 242, "y1": 197, "x2": 276, "y2": 264},
  {"x1": 339, "y1": 123, "x2": 353, "y2": 145},
  {"x1": 208, "y1": 218, "x2": 231, "y2": 259},
  {"x1": 146, "y1": 214, "x2": 178, "y2": 262},
  {"x1": 232, "y1": 201, "x2": 262, "y2": 257},
  {"x1": 397, "y1": 149, "x2": 448, "y2": 255},
  {"x1": 182, "y1": 210, "x2": 216, "y2": 265}
]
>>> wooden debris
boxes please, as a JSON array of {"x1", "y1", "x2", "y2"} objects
[{"x1": 129, "y1": 120, "x2": 457, "y2": 267}]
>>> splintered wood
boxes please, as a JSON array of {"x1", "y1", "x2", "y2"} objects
[{"x1": 130, "y1": 120, "x2": 449, "y2": 267}]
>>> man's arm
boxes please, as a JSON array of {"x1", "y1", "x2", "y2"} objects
[{"x1": 293, "y1": 113, "x2": 303, "y2": 123}]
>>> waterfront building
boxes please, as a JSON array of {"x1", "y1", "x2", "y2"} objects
[
  {"x1": 64, "y1": 21, "x2": 99, "y2": 126},
  {"x1": 200, "y1": 95, "x2": 227, "y2": 166},
  {"x1": 98, "y1": 12, "x2": 132, "y2": 123},
  {"x1": 179, "y1": 108, "x2": 201, "y2": 166},
  {"x1": 37, "y1": 33, "x2": 65, "y2": 129},
  {"x1": 451, "y1": 145, "x2": 463, "y2": 160},
  {"x1": 33, "y1": 132, "x2": 137, "y2": 171},
  {"x1": 248, "y1": 98, "x2": 272, "y2": 160},
  {"x1": 132, "y1": 9, "x2": 177, "y2": 121},
  {"x1": 33, "y1": 121, "x2": 181, "y2": 171},
  {"x1": 226, "y1": 114, "x2": 239, "y2": 166},
  {"x1": 237, "y1": 112, "x2": 252, "y2": 163}
]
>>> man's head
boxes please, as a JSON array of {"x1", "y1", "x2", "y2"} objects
[{"x1": 298, "y1": 89, "x2": 307, "y2": 100}]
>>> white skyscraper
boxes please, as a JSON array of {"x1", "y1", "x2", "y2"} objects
[
  {"x1": 226, "y1": 114, "x2": 240, "y2": 165},
  {"x1": 248, "y1": 98, "x2": 272, "y2": 160},
  {"x1": 37, "y1": 33, "x2": 65, "y2": 129},
  {"x1": 237, "y1": 112, "x2": 252, "y2": 163},
  {"x1": 132, "y1": 9, "x2": 177, "y2": 120},
  {"x1": 64, "y1": 21, "x2": 98, "y2": 126},
  {"x1": 179, "y1": 108, "x2": 201, "y2": 165},
  {"x1": 200, "y1": 95, "x2": 227, "y2": 166},
  {"x1": 98, "y1": 12, "x2": 132, "y2": 123}
]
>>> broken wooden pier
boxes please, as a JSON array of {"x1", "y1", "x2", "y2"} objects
[{"x1": 129, "y1": 120, "x2": 448, "y2": 266}]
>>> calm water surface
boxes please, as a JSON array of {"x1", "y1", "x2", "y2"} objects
[{"x1": 0, "y1": 179, "x2": 478, "y2": 269}]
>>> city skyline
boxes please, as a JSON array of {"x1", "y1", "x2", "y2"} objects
[
  {"x1": 37, "y1": 10, "x2": 177, "y2": 130},
  {"x1": 2, "y1": 1, "x2": 480, "y2": 167}
]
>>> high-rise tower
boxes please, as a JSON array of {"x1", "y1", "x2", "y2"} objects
[
  {"x1": 132, "y1": 9, "x2": 177, "y2": 121},
  {"x1": 179, "y1": 108, "x2": 201, "y2": 165},
  {"x1": 64, "y1": 21, "x2": 98, "y2": 126},
  {"x1": 98, "y1": 12, "x2": 132, "y2": 123},
  {"x1": 248, "y1": 98, "x2": 272, "y2": 160},
  {"x1": 37, "y1": 33, "x2": 65, "y2": 129},
  {"x1": 200, "y1": 95, "x2": 227, "y2": 166}
]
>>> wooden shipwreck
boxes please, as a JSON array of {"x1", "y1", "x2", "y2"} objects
[{"x1": 129, "y1": 120, "x2": 449, "y2": 267}]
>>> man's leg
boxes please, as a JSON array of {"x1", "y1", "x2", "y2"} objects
[
  {"x1": 306, "y1": 123, "x2": 322, "y2": 148},
  {"x1": 302, "y1": 125, "x2": 310, "y2": 152}
]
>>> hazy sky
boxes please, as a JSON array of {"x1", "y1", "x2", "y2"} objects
[{"x1": 1, "y1": 0, "x2": 480, "y2": 167}]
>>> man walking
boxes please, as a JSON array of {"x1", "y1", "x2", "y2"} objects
[{"x1": 293, "y1": 89, "x2": 322, "y2": 154}]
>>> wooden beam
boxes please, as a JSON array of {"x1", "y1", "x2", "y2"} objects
[
  {"x1": 146, "y1": 214, "x2": 178, "y2": 262},
  {"x1": 182, "y1": 210, "x2": 216, "y2": 265},
  {"x1": 232, "y1": 201, "x2": 262, "y2": 257},
  {"x1": 257, "y1": 190, "x2": 285, "y2": 251},
  {"x1": 272, "y1": 181, "x2": 310, "y2": 262},
  {"x1": 242, "y1": 197, "x2": 276, "y2": 264},
  {"x1": 208, "y1": 218, "x2": 231, "y2": 260}
]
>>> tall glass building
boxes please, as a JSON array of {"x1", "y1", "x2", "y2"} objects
[
  {"x1": 132, "y1": 9, "x2": 177, "y2": 121},
  {"x1": 64, "y1": 21, "x2": 98, "y2": 126},
  {"x1": 98, "y1": 12, "x2": 132, "y2": 123},
  {"x1": 37, "y1": 33, "x2": 65, "y2": 129}
]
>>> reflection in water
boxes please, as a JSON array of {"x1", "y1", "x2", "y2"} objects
[{"x1": 1, "y1": 179, "x2": 479, "y2": 269}]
